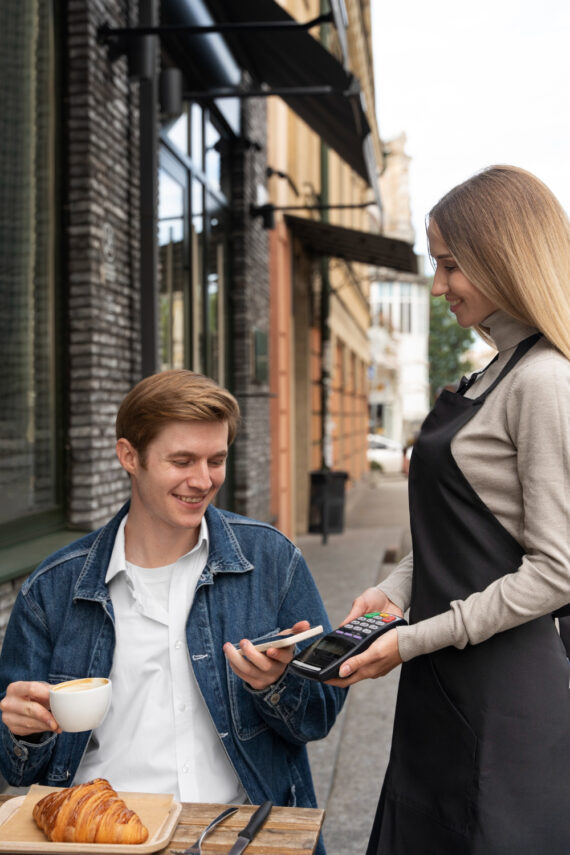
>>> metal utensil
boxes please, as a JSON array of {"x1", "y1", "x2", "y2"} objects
[
  {"x1": 225, "y1": 800, "x2": 272, "y2": 855},
  {"x1": 171, "y1": 806, "x2": 238, "y2": 855}
]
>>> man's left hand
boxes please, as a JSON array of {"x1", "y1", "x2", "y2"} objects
[{"x1": 224, "y1": 620, "x2": 310, "y2": 690}]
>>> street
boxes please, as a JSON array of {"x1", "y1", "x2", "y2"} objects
[{"x1": 298, "y1": 472, "x2": 410, "y2": 855}]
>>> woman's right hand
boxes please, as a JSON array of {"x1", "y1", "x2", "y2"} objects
[
  {"x1": 0, "y1": 681, "x2": 61, "y2": 737},
  {"x1": 341, "y1": 587, "x2": 404, "y2": 626}
]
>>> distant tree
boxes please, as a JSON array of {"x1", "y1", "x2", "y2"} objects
[{"x1": 429, "y1": 292, "x2": 474, "y2": 405}]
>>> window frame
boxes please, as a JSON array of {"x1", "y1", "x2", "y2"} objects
[
  {"x1": 158, "y1": 103, "x2": 231, "y2": 382},
  {"x1": 0, "y1": 0, "x2": 64, "y2": 556}
]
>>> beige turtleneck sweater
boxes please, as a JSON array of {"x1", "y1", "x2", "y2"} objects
[{"x1": 380, "y1": 310, "x2": 570, "y2": 662}]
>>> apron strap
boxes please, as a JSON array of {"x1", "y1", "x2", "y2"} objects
[
  {"x1": 457, "y1": 354, "x2": 499, "y2": 394},
  {"x1": 457, "y1": 332, "x2": 542, "y2": 399},
  {"x1": 458, "y1": 332, "x2": 570, "y2": 625}
]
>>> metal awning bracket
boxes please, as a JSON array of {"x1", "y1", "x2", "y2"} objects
[
  {"x1": 97, "y1": 2, "x2": 379, "y2": 195},
  {"x1": 97, "y1": 12, "x2": 334, "y2": 52},
  {"x1": 181, "y1": 84, "x2": 348, "y2": 101}
]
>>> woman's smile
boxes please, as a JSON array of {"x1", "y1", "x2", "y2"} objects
[{"x1": 428, "y1": 221, "x2": 498, "y2": 328}]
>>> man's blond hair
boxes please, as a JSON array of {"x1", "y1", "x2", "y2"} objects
[{"x1": 116, "y1": 370, "x2": 240, "y2": 463}]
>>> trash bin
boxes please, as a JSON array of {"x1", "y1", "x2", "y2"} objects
[{"x1": 308, "y1": 470, "x2": 348, "y2": 538}]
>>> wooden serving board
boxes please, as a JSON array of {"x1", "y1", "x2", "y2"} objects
[
  {"x1": 0, "y1": 785, "x2": 181, "y2": 853},
  {"x1": 167, "y1": 802, "x2": 325, "y2": 855}
]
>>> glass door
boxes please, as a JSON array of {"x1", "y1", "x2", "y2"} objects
[
  {"x1": 159, "y1": 105, "x2": 230, "y2": 383},
  {"x1": 158, "y1": 150, "x2": 189, "y2": 369}
]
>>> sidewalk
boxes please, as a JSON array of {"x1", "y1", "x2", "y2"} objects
[
  {"x1": 0, "y1": 471, "x2": 413, "y2": 849},
  {"x1": 297, "y1": 471, "x2": 411, "y2": 855}
]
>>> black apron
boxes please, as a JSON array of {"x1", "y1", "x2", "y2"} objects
[{"x1": 367, "y1": 335, "x2": 570, "y2": 855}]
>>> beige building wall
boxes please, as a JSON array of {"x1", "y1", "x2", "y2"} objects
[
  {"x1": 268, "y1": 0, "x2": 384, "y2": 537},
  {"x1": 380, "y1": 133, "x2": 416, "y2": 245}
]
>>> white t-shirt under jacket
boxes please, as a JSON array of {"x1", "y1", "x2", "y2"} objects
[{"x1": 74, "y1": 515, "x2": 246, "y2": 804}]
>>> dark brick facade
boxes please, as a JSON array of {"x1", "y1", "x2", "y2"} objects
[
  {"x1": 0, "y1": 0, "x2": 272, "y2": 644},
  {"x1": 228, "y1": 97, "x2": 272, "y2": 522},
  {"x1": 66, "y1": 0, "x2": 142, "y2": 529},
  {"x1": 63, "y1": 7, "x2": 272, "y2": 529}
]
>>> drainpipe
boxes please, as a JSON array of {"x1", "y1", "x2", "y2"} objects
[
  {"x1": 319, "y1": 2, "x2": 331, "y2": 472},
  {"x1": 317, "y1": 2, "x2": 333, "y2": 545},
  {"x1": 139, "y1": 0, "x2": 159, "y2": 377}
]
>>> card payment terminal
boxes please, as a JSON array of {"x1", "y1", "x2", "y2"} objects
[{"x1": 289, "y1": 612, "x2": 407, "y2": 681}]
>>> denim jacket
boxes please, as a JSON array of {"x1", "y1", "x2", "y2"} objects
[{"x1": 0, "y1": 502, "x2": 345, "y2": 848}]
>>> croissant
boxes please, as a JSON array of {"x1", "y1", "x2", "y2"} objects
[{"x1": 32, "y1": 778, "x2": 149, "y2": 844}]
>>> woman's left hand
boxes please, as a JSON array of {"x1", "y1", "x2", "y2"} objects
[{"x1": 325, "y1": 628, "x2": 402, "y2": 686}]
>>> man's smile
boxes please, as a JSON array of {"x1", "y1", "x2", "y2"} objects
[{"x1": 173, "y1": 493, "x2": 206, "y2": 504}]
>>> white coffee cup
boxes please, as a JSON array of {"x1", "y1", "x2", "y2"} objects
[{"x1": 49, "y1": 677, "x2": 112, "y2": 733}]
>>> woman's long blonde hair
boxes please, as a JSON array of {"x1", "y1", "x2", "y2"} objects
[{"x1": 428, "y1": 165, "x2": 570, "y2": 358}]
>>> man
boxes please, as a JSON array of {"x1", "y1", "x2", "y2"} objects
[{"x1": 0, "y1": 371, "x2": 345, "y2": 847}]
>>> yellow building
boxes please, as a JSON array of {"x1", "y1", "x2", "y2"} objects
[{"x1": 261, "y1": 0, "x2": 416, "y2": 537}]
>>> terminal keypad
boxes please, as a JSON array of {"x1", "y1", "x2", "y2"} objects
[{"x1": 336, "y1": 612, "x2": 397, "y2": 640}]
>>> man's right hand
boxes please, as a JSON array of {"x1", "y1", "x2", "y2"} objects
[{"x1": 0, "y1": 681, "x2": 61, "y2": 737}]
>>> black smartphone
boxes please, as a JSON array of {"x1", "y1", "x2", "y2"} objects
[{"x1": 289, "y1": 612, "x2": 407, "y2": 681}]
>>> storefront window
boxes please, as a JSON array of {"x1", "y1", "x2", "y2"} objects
[
  {"x1": 189, "y1": 178, "x2": 204, "y2": 374},
  {"x1": 159, "y1": 104, "x2": 230, "y2": 384},
  {"x1": 205, "y1": 195, "x2": 226, "y2": 384},
  {"x1": 204, "y1": 117, "x2": 221, "y2": 193},
  {"x1": 190, "y1": 104, "x2": 203, "y2": 171},
  {"x1": 158, "y1": 162, "x2": 187, "y2": 369},
  {"x1": 0, "y1": 0, "x2": 59, "y2": 537},
  {"x1": 164, "y1": 112, "x2": 188, "y2": 157}
]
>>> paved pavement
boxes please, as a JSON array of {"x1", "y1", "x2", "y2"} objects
[
  {"x1": 0, "y1": 470, "x2": 412, "y2": 855},
  {"x1": 297, "y1": 471, "x2": 411, "y2": 855}
]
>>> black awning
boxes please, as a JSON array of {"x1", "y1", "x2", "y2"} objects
[
  {"x1": 162, "y1": 0, "x2": 379, "y2": 195},
  {"x1": 209, "y1": 0, "x2": 372, "y2": 183},
  {"x1": 285, "y1": 215, "x2": 418, "y2": 274}
]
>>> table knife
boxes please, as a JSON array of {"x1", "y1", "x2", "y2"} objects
[{"x1": 225, "y1": 800, "x2": 272, "y2": 855}]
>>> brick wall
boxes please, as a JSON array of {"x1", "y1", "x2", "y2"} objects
[
  {"x1": 0, "y1": 580, "x2": 21, "y2": 641},
  {"x1": 0, "y1": 0, "x2": 143, "y2": 641},
  {"x1": 65, "y1": 0, "x2": 142, "y2": 530},
  {"x1": 0, "y1": 5, "x2": 273, "y2": 647},
  {"x1": 229, "y1": 97, "x2": 272, "y2": 523}
]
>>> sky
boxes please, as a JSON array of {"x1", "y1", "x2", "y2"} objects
[{"x1": 370, "y1": 0, "x2": 570, "y2": 264}]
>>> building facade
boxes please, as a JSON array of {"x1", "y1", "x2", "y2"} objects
[
  {"x1": 370, "y1": 134, "x2": 430, "y2": 446},
  {"x1": 0, "y1": 0, "x2": 273, "y2": 628},
  {"x1": 0, "y1": 0, "x2": 417, "y2": 631},
  {"x1": 265, "y1": 0, "x2": 417, "y2": 536}
]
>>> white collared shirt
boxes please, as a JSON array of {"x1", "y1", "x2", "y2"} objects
[{"x1": 74, "y1": 515, "x2": 246, "y2": 803}]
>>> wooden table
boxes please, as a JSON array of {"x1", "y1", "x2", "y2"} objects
[
  {"x1": 0, "y1": 795, "x2": 325, "y2": 855},
  {"x1": 167, "y1": 802, "x2": 324, "y2": 855}
]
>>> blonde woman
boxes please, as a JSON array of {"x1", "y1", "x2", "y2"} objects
[{"x1": 331, "y1": 166, "x2": 570, "y2": 854}]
